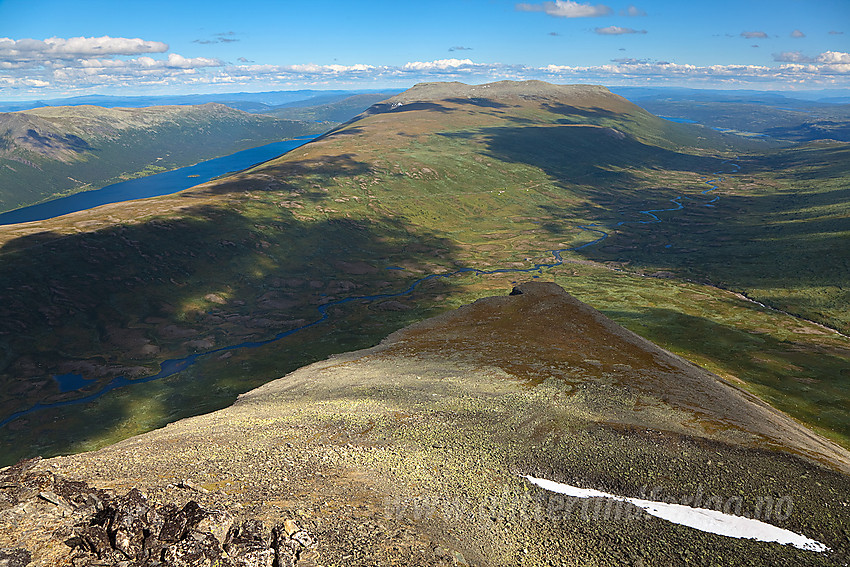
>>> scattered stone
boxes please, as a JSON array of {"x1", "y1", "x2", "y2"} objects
[
  {"x1": 225, "y1": 520, "x2": 274, "y2": 567},
  {"x1": 78, "y1": 525, "x2": 113, "y2": 560},
  {"x1": 178, "y1": 479, "x2": 209, "y2": 493},
  {"x1": 2, "y1": 462, "x2": 320, "y2": 567},
  {"x1": 283, "y1": 518, "x2": 299, "y2": 537},
  {"x1": 0, "y1": 548, "x2": 32, "y2": 567},
  {"x1": 162, "y1": 530, "x2": 225, "y2": 566},
  {"x1": 109, "y1": 488, "x2": 157, "y2": 560},
  {"x1": 37, "y1": 490, "x2": 62, "y2": 506},
  {"x1": 195, "y1": 507, "x2": 234, "y2": 546}
]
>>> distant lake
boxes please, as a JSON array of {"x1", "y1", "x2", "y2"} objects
[{"x1": 0, "y1": 137, "x2": 314, "y2": 226}]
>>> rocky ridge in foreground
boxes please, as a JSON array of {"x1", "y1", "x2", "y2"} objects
[{"x1": 2, "y1": 283, "x2": 849, "y2": 566}]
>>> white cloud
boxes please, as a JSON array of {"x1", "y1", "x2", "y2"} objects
[
  {"x1": 595, "y1": 26, "x2": 647, "y2": 35},
  {"x1": 741, "y1": 31, "x2": 769, "y2": 39},
  {"x1": 290, "y1": 63, "x2": 375, "y2": 73},
  {"x1": 402, "y1": 58, "x2": 476, "y2": 71},
  {"x1": 0, "y1": 36, "x2": 168, "y2": 62},
  {"x1": 541, "y1": 54, "x2": 850, "y2": 84},
  {"x1": 621, "y1": 5, "x2": 646, "y2": 16},
  {"x1": 162, "y1": 53, "x2": 221, "y2": 69},
  {"x1": 516, "y1": 1, "x2": 612, "y2": 18},
  {"x1": 230, "y1": 62, "x2": 376, "y2": 76},
  {"x1": 790, "y1": 29, "x2": 806, "y2": 38},
  {"x1": 818, "y1": 51, "x2": 850, "y2": 64},
  {"x1": 0, "y1": 35, "x2": 226, "y2": 95}
]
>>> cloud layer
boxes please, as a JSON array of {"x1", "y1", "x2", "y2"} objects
[{"x1": 2, "y1": 34, "x2": 849, "y2": 97}]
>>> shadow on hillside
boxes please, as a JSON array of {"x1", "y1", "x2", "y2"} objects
[
  {"x1": 543, "y1": 103, "x2": 621, "y2": 119},
  {"x1": 0, "y1": 200, "x2": 462, "y2": 464},
  {"x1": 741, "y1": 144, "x2": 850, "y2": 179},
  {"x1": 190, "y1": 152, "x2": 371, "y2": 199},
  {"x1": 432, "y1": 123, "x2": 730, "y2": 256},
  {"x1": 564, "y1": 142, "x2": 850, "y2": 333},
  {"x1": 602, "y1": 306, "x2": 850, "y2": 438},
  {"x1": 26, "y1": 129, "x2": 95, "y2": 153},
  {"x1": 459, "y1": 124, "x2": 723, "y2": 186},
  {"x1": 464, "y1": 122, "x2": 849, "y2": 336},
  {"x1": 444, "y1": 97, "x2": 512, "y2": 109},
  {"x1": 763, "y1": 122, "x2": 850, "y2": 143}
]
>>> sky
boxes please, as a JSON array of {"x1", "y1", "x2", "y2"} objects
[{"x1": 1, "y1": 0, "x2": 849, "y2": 100}]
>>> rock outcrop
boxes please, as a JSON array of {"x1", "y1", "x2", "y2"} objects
[{"x1": 0, "y1": 458, "x2": 316, "y2": 566}]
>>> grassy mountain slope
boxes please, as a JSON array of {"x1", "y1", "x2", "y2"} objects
[
  {"x1": 4, "y1": 283, "x2": 848, "y2": 566},
  {"x1": 0, "y1": 80, "x2": 847, "y2": 466},
  {"x1": 0, "y1": 103, "x2": 326, "y2": 212}
]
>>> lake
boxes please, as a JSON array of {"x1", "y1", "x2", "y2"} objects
[{"x1": 0, "y1": 137, "x2": 314, "y2": 226}]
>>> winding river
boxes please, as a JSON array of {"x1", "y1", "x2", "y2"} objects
[{"x1": 0, "y1": 157, "x2": 737, "y2": 428}]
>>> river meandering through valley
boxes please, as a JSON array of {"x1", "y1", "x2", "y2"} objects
[{"x1": 0, "y1": 152, "x2": 737, "y2": 428}]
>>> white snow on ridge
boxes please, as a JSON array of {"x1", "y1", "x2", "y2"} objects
[{"x1": 523, "y1": 475, "x2": 830, "y2": 553}]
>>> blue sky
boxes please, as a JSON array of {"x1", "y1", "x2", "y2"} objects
[{"x1": 1, "y1": 0, "x2": 849, "y2": 99}]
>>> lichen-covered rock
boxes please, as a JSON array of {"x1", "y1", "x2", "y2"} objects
[
  {"x1": 162, "y1": 530, "x2": 227, "y2": 566},
  {"x1": 225, "y1": 520, "x2": 274, "y2": 567},
  {"x1": 0, "y1": 460, "x2": 322, "y2": 566},
  {"x1": 109, "y1": 488, "x2": 158, "y2": 560},
  {"x1": 78, "y1": 524, "x2": 113, "y2": 560},
  {"x1": 0, "y1": 548, "x2": 32, "y2": 567},
  {"x1": 195, "y1": 507, "x2": 234, "y2": 548}
]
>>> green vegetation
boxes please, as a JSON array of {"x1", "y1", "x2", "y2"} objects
[
  {"x1": 581, "y1": 142, "x2": 850, "y2": 334},
  {"x1": 0, "y1": 103, "x2": 327, "y2": 212},
  {"x1": 263, "y1": 92, "x2": 395, "y2": 123},
  {"x1": 0, "y1": 81, "x2": 848, "y2": 466}
]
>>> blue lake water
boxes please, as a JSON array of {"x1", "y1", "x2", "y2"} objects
[{"x1": 0, "y1": 137, "x2": 314, "y2": 226}]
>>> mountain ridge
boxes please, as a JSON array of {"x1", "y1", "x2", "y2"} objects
[
  {"x1": 1, "y1": 282, "x2": 847, "y2": 565},
  {"x1": 0, "y1": 79, "x2": 847, "y2": 477},
  {"x1": 0, "y1": 103, "x2": 325, "y2": 212}
]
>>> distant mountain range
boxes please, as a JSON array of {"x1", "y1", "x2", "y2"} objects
[
  {"x1": 611, "y1": 86, "x2": 850, "y2": 142},
  {"x1": 0, "y1": 88, "x2": 404, "y2": 113},
  {"x1": 0, "y1": 103, "x2": 327, "y2": 213}
]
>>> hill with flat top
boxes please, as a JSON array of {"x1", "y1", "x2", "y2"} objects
[{"x1": 0, "y1": 103, "x2": 325, "y2": 212}]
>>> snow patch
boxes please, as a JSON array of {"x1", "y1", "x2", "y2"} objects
[{"x1": 523, "y1": 475, "x2": 829, "y2": 553}]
